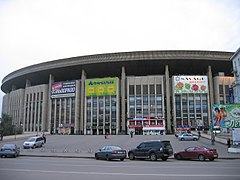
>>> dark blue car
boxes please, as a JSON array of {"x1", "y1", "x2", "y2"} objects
[
  {"x1": 0, "y1": 144, "x2": 20, "y2": 158},
  {"x1": 95, "y1": 146, "x2": 127, "y2": 161}
]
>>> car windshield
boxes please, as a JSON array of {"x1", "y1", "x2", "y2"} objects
[
  {"x1": 110, "y1": 146, "x2": 122, "y2": 150},
  {"x1": 201, "y1": 146, "x2": 210, "y2": 151},
  {"x1": 2, "y1": 144, "x2": 14, "y2": 149},
  {"x1": 162, "y1": 141, "x2": 172, "y2": 149},
  {"x1": 26, "y1": 137, "x2": 36, "y2": 142}
]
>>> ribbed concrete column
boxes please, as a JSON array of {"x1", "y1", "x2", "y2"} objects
[
  {"x1": 48, "y1": 74, "x2": 54, "y2": 133},
  {"x1": 80, "y1": 69, "x2": 86, "y2": 134},
  {"x1": 165, "y1": 65, "x2": 172, "y2": 134},
  {"x1": 25, "y1": 79, "x2": 31, "y2": 88},
  {"x1": 75, "y1": 80, "x2": 80, "y2": 134},
  {"x1": 121, "y1": 66, "x2": 126, "y2": 134},
  {"x1": 207, "y1": 66, "x2": 214, "y2": 122},
  {"x1": 42, "y1": 88, "x2": 48, "y2": 132}
]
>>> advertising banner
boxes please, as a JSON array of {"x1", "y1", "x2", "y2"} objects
[
  {"x1": 51, "y1": 80, "x2": 76, "y2": 98},
  {"x1": 86, "y1": 78, "x2": 117, "y2": 96},
  {"x1": 173, "y1": 76, "x2": 208, "y2": 94},
  {"x1": 212, "y1": 104, "x2": 240, "y2": 128}
]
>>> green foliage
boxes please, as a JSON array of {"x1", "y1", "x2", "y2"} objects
[{"x1": 0, "y1": 113, "x2": 14, "y2": 136}]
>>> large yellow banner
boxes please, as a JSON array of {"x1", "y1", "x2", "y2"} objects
[{"x1": 86, "y1": 78, "x2": 117, "y2": 96}]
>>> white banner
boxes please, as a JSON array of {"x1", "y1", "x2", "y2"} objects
[{"x1": 173, "y1": 76, "x2": 208, "y2": 94}]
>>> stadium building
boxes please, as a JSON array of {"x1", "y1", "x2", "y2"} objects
[{"x1": 1, "y1": 50, "x2": 235, "y2": 135}]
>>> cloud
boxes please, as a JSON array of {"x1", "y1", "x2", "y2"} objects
[{"x1": 0, "y1": 0, "x2": 240, "y2": 116}]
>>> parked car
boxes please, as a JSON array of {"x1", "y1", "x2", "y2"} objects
[
  {"x1": 0, "y1": 144, "x2": 20, "y2": 158},
  {"x1": 178, "y1": 133, "x2": 199, "y2": 141},
  {"x1": 95, "y1": 146, "x2": 127, "y2": 161},
  {"x1": 128, "y1": 140, "x2": 173, "y2": 161},
  {"x1": 23, "y1": 136, "x2": 44, "y2": 149},
  {"x1": 175, "y1": 131, "x2": 186, "y2": 137},
  {"x1": 174, "y1": 146, "x2": 218, "y2": 161}
]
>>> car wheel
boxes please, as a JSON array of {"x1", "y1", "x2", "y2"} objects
[
  {"x1": 129, "y1": 152, "x2": 135, "y2": 160},
  {"x1": 193, "y1": 138, "x2": 197, "y2": 141},
  {"x1": 176, "y1": 154, "x2": 182, "y2": 160},
  {"x1": 181, "y1": 138, "x2": 184, "y2": 141},
  {"x1": 95, "y1": 154, "x2": 99, "y2": 160},
  {"x1": 120, "y1": 158, "x2": 124, "y2": 161},
  {"x1": 150, "y1": 153, "x2": 157, "y2": 161},
  {"x1": 32, "y1": 144, "x2": 36, "y2": 149},
  {"x1": 209, "y1": 158, "x2": 214, "y2": 161},
  {"x1": 106, "y1": 154, "x2": 111, "y2": 161},
  {"x1": 198, "y1": 154, "x2": 205, "y2": 161}
]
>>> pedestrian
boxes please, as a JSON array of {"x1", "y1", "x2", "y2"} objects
[
  {"x1": 130, "y1": 131, "x2": 133, "y2": 138},
  {"x1": 104, "y1": 132, "x2": 108, "y2": 139},
  {"x1": 0, "y1": 133, "x2": 3, "y2": 141},
  {"x1": 198, "y1": 131, "x2": 201, "y2": 138},
  {"x1": 42, "y1": 133, "x2": 46, "y2": 143},
  {"x1": 227, "y1": 138, "x2": 231, "y2": 148}
]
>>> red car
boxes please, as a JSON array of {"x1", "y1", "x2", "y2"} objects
[{"x1": 174, "y1": 146, "x2": 218, "y2": 161}]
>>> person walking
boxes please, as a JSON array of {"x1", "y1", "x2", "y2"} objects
[
  {"x1": 227, "y1": 138, "x2": 231, "y2": 148},
  {"x1": 130, "y1": 131, "x2": 133, "y2": 138}
]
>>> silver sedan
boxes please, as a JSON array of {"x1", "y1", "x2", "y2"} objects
[{"x1": 178, "y1": 133, "x2": 199, "y2": 141}]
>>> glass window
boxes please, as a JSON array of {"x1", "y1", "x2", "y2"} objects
[
  {"x1": 156, "y1": 84, "x2": 162, "y2": 94},
  {"x1": 143, "y1": 96, "x2": 148, "y2": 105},
  {"x1": 143, "y1": 85, "x2": 148, "y2": 95},
  {"x1": 129, "y1": 85, "x2": 134, "y2": 95},
  {"x1": 225, "y1": 85, "x2": 229, "y2": 95},
  {"x1": 150, "y1": 85, "x2": 155, "y2": 94},
  {"x1": 219, "y1": 85, "x2": 224, "y2": 94},
  {"x1": 136, "y1": 85, "x2": 141, "y2": 95}
]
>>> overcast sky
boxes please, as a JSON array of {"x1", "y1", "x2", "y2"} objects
[{"x1": 0, "y1": 0, "x2": 240, "y2": 116}]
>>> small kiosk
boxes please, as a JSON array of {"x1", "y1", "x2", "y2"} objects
[{"x1": 127, "y1": 117, "x2": 166, "y2": 135}]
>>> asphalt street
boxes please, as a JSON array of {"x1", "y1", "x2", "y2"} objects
[{"x1": 0, "y1": 156, "x2": 240, "y2": 180}]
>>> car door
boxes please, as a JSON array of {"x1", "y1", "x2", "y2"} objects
[
  {"x1": 98, "y1": 146, "x2": 106, "y2": 158},
  {"x1": 181, "y1": 147, "x2": 195, "y2": 159},
  {"x1": 135, "y1": 143, "x2": 146, "y2": 157}
]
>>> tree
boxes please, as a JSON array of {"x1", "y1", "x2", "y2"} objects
[{"x1": 0, "y1": 113, "x2": 14, "y2": 136}]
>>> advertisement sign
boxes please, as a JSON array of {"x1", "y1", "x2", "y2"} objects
[
  {"x1": 86, "y1": 78, "x2": 117, "y2": 96},
  {"x1": 51, "y1": 81, "x2": 76, "y2": 98},
  {"x1": 173, "y1": 76, "x2": 208, "y2": 94},
  {"x1": 212, "y1": 104, "x2": 240, "y2": 128}
]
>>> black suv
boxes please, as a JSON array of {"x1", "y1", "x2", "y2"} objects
[{"x1": 128, "y1": 140, "x2": 173, "y2": 161}]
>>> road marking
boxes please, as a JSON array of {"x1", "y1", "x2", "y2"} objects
[{"x1": 0, "y1": 168, "x2": 239, "y2": 177}]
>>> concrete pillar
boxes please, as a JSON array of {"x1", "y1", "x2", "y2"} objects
[
  {"x1": 26, "y1": 79, "x2": 31, "y2": 88},
  {"x1": 121, "y1": 66, "x2": 126, "y2": 133},
  {"x1": 165, "y1": 65, "x2": 172, "y2": 134},
  {"x1": 48, "y1": 74, "x2": 54, "y2": 133},
  {"x1": 207, "y1": 66, "x2": 214, "y2": 123},
  {"x1": 80, "y1": 69, "x2": 86, "y2": 134},
  {"x1": 75, "y1": 80, "x2": 80, "y2": 134}
]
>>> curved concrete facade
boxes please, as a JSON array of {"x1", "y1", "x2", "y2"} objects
[{"x1": 1, "y1": 50, "x2": 235, "y2": 135}]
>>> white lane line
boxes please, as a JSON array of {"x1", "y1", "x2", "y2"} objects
[{"x1": 0, "y1": 168, "x2": 239, "y2": 177}]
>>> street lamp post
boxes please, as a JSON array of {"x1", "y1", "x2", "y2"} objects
[
  {"x1": 14, "y1": 123, "x2": 16, "y2": 140},
  {"x1": 210, "y1": 121, "x2": 215, "y2": 145}
]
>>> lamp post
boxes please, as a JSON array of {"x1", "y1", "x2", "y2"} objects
[
  {"x1": 14, "y1": 123, "x2": 17, "y2": 140},
  {"x1": 210, "y1": 120, "x2": 215, "y2": 145}
]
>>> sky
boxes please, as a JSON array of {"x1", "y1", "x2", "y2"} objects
[{"x1": 0, "y1": 0, "x2": 240, "y2": 116}]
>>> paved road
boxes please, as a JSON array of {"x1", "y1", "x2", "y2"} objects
[
  {"x1": 0, "y1": 134, "x2": 239, "y2": 159},
  {"x1": 0, "y1": 156, "x2": 240, "y2": 180}
]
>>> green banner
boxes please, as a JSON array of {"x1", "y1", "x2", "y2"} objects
[
  {"x1": 212, "y1": 104, "x2": 240, "y2": 128},
  {"x1": 86, "y1": 78, "x2": 117, "y2": 96}
]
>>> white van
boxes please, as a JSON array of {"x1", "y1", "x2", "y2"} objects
[{"x1": 23, "y1": 136, "x2": 44, "y2": 149}]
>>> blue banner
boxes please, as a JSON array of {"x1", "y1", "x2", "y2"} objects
[{"x1": 51, "y1": 80, "x2": 76, "y2": 98}]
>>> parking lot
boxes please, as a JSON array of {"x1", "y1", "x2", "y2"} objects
[{"x1": 1, "y1": 133, "x2": 239, "y2": 159}]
